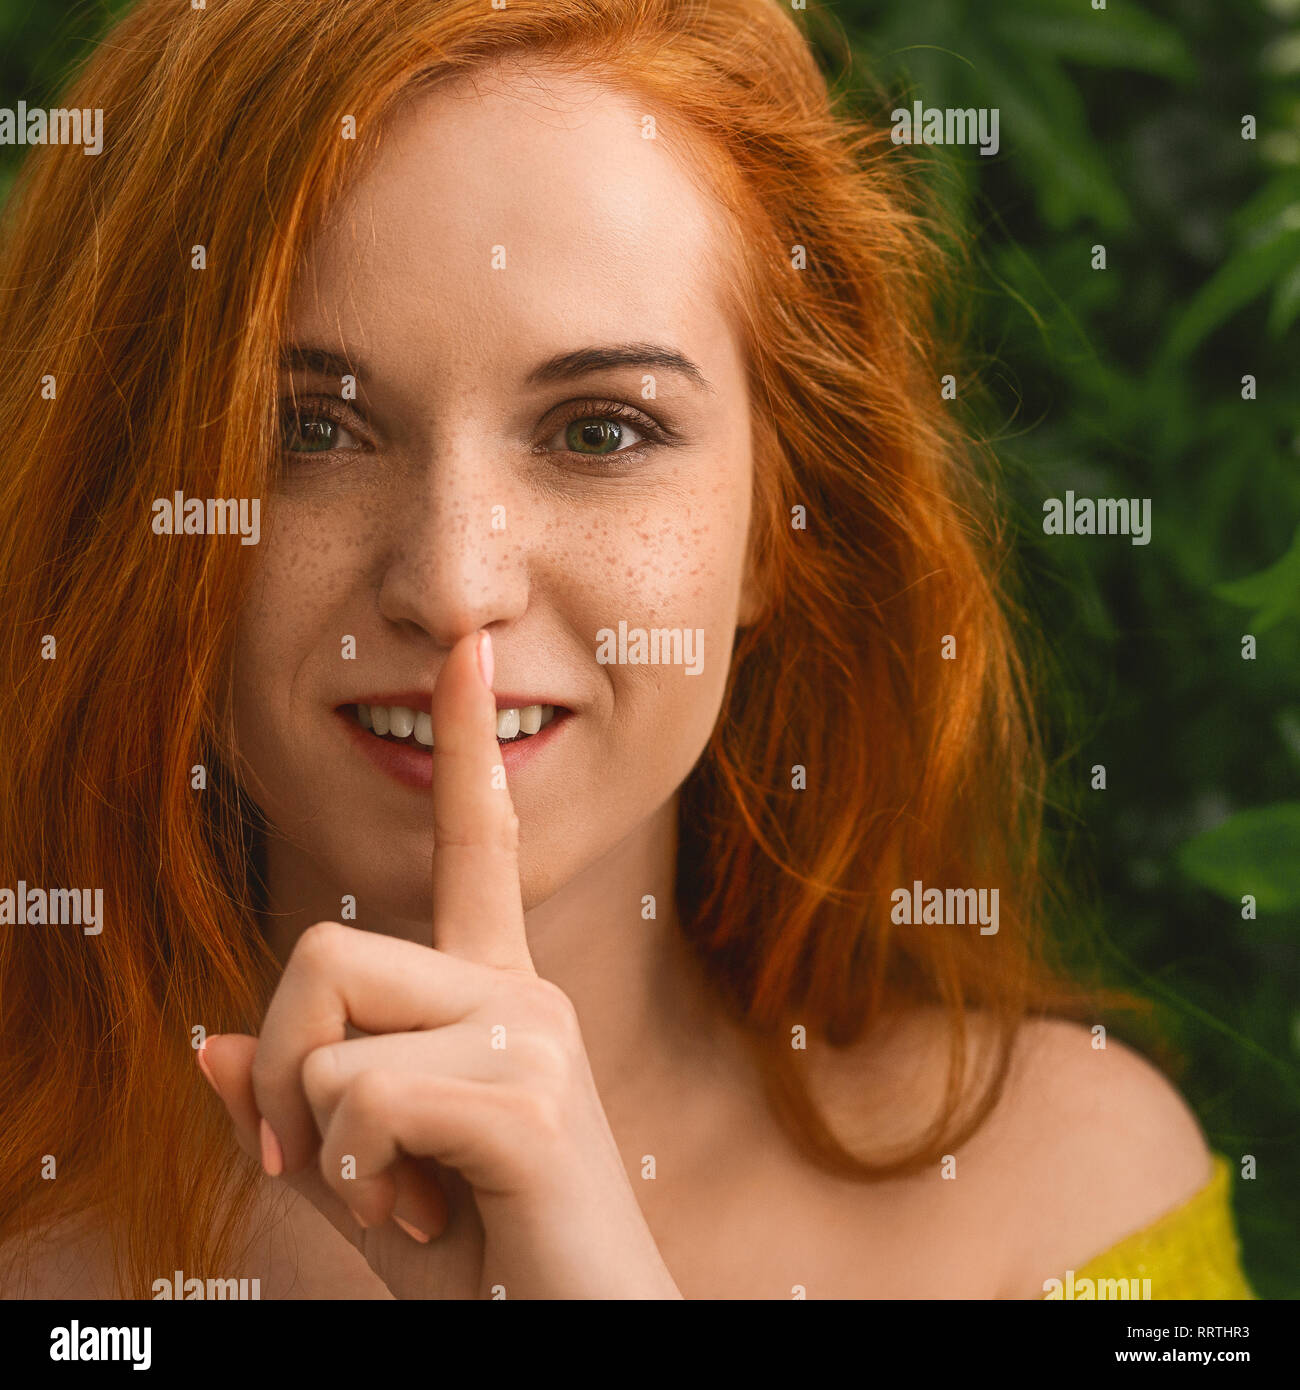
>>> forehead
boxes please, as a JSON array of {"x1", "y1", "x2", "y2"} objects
[{"x1": 291, "y1": 64, "x2": 739, "y2": 367}]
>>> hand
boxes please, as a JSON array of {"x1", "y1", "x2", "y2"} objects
[{"x1": 199, "y1": 630, "x2": 682, "y2": 1299}]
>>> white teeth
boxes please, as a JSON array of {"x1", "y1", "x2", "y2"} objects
[{"x1": 356, "y1": 701, "x2": 561, "y2": 744}]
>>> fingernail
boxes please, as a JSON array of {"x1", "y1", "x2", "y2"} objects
[
  {"x1": 476, "y1": 629, "x2": 494, "y2": 689},
  {"x1": 394, "y1": 1215, "x2": 432, "y2": 1244},
  {"x1": 196, "y1": 1037, "x2": 222, "y2": 1099},
  {"x1": 259, "y1": 1117, "x2": 284, "y2": 1177}
]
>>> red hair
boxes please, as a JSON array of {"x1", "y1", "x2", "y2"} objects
[{"x1": 0, "y1": 0, "x2": 1130, "y2": 1295}]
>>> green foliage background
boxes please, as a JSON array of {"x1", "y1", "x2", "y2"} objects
[{"x1": 2, "y1": 0, "x2": 1295, "y2": 1296}]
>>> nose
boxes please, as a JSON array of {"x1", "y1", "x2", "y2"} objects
[{"x1": 375, "y1": 445, "x2": 529, "y2": 647}]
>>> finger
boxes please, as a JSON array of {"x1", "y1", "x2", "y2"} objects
[
  {"x1": 199, "y1": 1033, "x2": 446, "y2": 1243},
  {"x1": 319, "y1": 1069, "x2": 526, "y2": 1209},
  {"x1": 198, "y1": 1031, "x2": 360, "y2": 1232},
  {"x1": 430, "y1": 629, "x2": 534, "y2": 972},
  {"x1": 198, "y1": 1032, "x2": 262, "y2": 1163},
  {"x1": 301, "y1": 1035, "x2": 494, "y2": 1242},
  {"x1": 314, "y1": 1138, "x2": 450, "y2": 1243},
  {"x1": 301, "y1": 1027, "x2": 502, "y2": 1122},
  {"x1": 251, "y1": 922, "x2": 487, "y2": 1173}
]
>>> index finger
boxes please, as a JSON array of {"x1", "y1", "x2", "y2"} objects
[{"x1": 430, "y1": 629, "x2": 534, "y2": 972}]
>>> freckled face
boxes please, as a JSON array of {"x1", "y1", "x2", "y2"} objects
[{"x1": 229, "y1": 66, "x2": 757, "y2": 921}]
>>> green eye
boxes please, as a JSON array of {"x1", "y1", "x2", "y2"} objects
[
  {"x1": 544, "y1": 400, "x2": 667, "y2": 462},
  {"x1": 282, "y1": 415, "x2": 336, "y2": 453},
  {"x1": 565, "y1": 418, "x2": 628, "y2": 455}
]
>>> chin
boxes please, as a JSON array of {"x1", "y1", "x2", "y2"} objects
[{"x1": 516, "y1": 852, "x2": 570, "y2": 915}]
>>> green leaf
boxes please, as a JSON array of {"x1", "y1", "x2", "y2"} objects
[
  {"x1": 1178, "y1": 804, "x2": 1300, "y2": 911},
  {"x1": 1228, "y1": 172, "x2": 1300, "y2": 241},
  {"x1": 1214, "y1": 524, "x2": 1300, "y2": 632},
  {"x1": 961, "y1": 34, "x2": 1129, "y2": 230},
  {"x1": 990, "y1": 2, "x2": 1197, "y2": 83},
  {"x1": 1268, "y1": 260, "x2": 1300, "y2": 336},
  {"x1": 1159, "y1": 228, "x2": 1300, "y2": 364}
]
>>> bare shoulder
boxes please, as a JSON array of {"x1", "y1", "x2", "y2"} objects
[
  {"x1": 978, "y1": 1016, "x2": 1214, "y2": 1296},
  {"x1": 809, "y1": 1008, "x2": 1212, "y2": 1297},
  {"x1": 0, "y1": 1216, "x2": 120, "y2": 1299}
]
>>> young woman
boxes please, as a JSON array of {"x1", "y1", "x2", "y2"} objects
[{"x1": 0, "y1": 0, "x2": 1253, "y2": 1299}]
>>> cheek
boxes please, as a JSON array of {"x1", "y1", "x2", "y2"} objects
[
  {"x1": 553, "y1": 463, "x2": 751, "y2": 618},
  {"x1": 577, "y1": 477, "x2": 750, "y2": 765},
  {"x1": 228, "y1": 518, "x2": 354, "y2": 798}
]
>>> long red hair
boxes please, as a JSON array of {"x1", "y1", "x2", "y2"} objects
[{"x1": 0, "y1": 0, "x2": 1130, "y2": 1295}]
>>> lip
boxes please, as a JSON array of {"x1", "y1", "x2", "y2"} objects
[
  {"x1": 336, "y1": 701, "x2": 572, "y2": 792},
  {"x1": 346, "y1": 691, "x2": 572, "y2": 713}
]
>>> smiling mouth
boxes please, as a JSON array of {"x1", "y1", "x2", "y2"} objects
[{"x1": 349, "y1": 702, "x2": 561, "y2": 748}]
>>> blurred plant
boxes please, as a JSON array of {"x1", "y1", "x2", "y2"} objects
[{"x1": 831, "y1": 0, "x2": 1300, "y2": 1295}]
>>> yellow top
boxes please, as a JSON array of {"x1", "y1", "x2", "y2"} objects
[{"x1": 1043, "y1": 1153, "x2": 1255, "y2": 1299}]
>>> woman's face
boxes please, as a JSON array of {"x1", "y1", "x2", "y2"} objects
[{"x1": 230, "y1": 64, "x2": 759, "y2": 922}]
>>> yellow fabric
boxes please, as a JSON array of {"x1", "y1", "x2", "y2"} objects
[{"x1": 1045, "y1": 1154, "x2": 1255, "y2": 1300}]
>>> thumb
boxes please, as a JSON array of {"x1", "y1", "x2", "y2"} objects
[
  {"x1": 196, "y1": 1032, "x2": 447, "y2": 1244},
  {"x1": 197, "y1": 1032, "x2": 262, "y2": 1163}
]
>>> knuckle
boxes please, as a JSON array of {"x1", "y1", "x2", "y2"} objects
[
  {"x1": 530, "y1": 977, "x2": 580, "y2": 1034},
  {"x1": 294, "y1": 919, "x2": 349, "y2": 971},
  {"x1": 524, "y1": 1030, "x2": 571, "y2": 1081},
  {"x1": 510, "y1": 1085, "x2": 563, "y2": 1143},
  {"x1": 432, "y1": 810, "x2": 520, "y2": 856},
  {"x1": 509, "y1": 984, "x2": 580, "y2": 1080},
  {"x1": 494, "y1": 976, "x2": 576, "y2": 1039},
  {"x1": 432, "y1": 814, "x2": 478, "y2": 850},
  {"x1": 300, "y1": 1045, "x2": 338, "y2": 1105},
  {"x1": 344, "y1": 1068, "x2": 395, "y2": 1123}
]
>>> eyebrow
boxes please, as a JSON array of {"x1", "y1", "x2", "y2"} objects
[
  {"x1": 523, "y1": 343, "x2": 715, "y2": 395},
  {"x1": 280, "y1": 341, "x2": 715, "y2": 394},
  {"x1": 280, "y1": 344, "x2": 363, "y2": 378}
]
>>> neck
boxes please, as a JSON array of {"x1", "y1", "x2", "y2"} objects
[{"x1": 259, "y1": 794, "x2": 754, "y2": 1129}]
